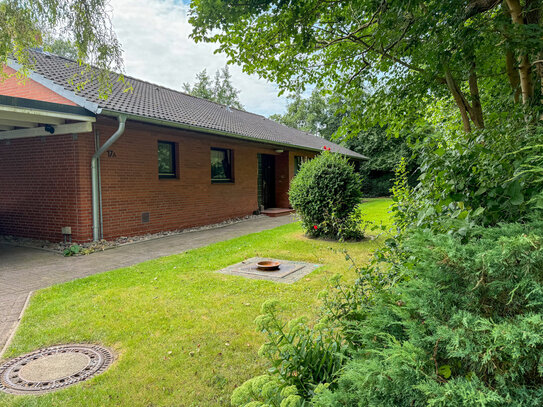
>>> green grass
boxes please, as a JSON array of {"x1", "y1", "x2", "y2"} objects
[
  {"x1": 358, "y1": 198, "x2": 394, "y2": 227},
  {"x1": 0, "y1": 199, "x2": 392, "y2": 407}
]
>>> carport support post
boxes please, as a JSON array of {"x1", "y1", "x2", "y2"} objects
[{"x1": 91, "y1": 115, "x2": 126, "y2": 241}]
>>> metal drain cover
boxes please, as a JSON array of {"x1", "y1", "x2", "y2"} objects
[{"x1": 0, "y1": 344, "x2": 114, "y2": 395}]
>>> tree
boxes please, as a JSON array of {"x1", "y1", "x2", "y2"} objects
[
  {"x1": 183, "y1": 69, "x2": 214, "y2": 100},
  {"x1": 271, "y1": 88, "x2": 416, "y2": 196},
  {"x1": 1, "y1": 0, "x2": 123, "y2": 97},
  {"x1": 213, "y1": 65, "x2": 244, "y2": 109},
  {"x1": 183, "y1": 65, "x2": 244, "y2": 109},
  {"x1": 44, "y1": 37, "x2": 79, "y2": 61},
  {"x1": 270, "y1": 88, "x2": 345, "y2": 140},
  {"x1": 189, "y1": 0, "x2": 543, "y2": 134}
]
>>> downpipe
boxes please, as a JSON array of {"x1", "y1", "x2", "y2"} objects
[{"x1": 91, "y1": 115, "x2": 126, "y2": 241}]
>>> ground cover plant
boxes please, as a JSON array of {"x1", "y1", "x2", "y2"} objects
[{"x1": 0, "y1": 199, "x2": 391, "y2": 407}]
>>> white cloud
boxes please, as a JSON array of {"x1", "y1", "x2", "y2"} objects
[{"x1": 109, "y1": 0, "x2": 288, "y2": 116}]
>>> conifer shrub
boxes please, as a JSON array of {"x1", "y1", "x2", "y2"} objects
[
  {"x1": 289, "y1": 152, "x2": 363, "y2": 240},
  {"x1": 232, "y1": 221, "x2": 543, "y2": 406},
  {"x1": 314, "y1": 221, "x2": 543, "y2": 406}
]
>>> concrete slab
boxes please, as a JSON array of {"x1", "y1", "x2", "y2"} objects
[
  {"x1": 0, "y1": 215, "x2": 296, "y2": 355},
  {"x1": 216, "y1": 257, "x2": 320, "y2": 283}
]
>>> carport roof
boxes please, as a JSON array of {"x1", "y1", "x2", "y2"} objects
[
  {"x1": 0, "y1": 95, "x2": 95, "y2": 141},
  {"x1": 7, "y1": 50, "x2": 366, "y2": 159}
]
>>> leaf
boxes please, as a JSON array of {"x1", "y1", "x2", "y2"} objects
[
  {"x1": 457, "y1": 210, "x2": 469, "y2": 220},
  {"x1": 438, "y1": 365, "x2": 452, "y2": 379},
  {"x1": 435, "y1": 147, "x2": 446, "y2": 157},
  {"x1": 473, "y1": 207, "x2": 485, "y2": 216},
  {"x1": 507, "y1": 180, "x2": 524, "y2": 205}
]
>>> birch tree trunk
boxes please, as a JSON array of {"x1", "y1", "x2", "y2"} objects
[{"x1": 506, "y1": 0, "x2": 535, "y2": 104}]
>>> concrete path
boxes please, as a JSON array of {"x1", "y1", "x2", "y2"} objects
[{"x1": 0, "y1": 215, "x2": 295, "y2": 355}]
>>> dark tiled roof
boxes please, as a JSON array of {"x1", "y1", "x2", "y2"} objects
[{"x1": 21, "y1": 51, "x2": 364, "y2": 158}]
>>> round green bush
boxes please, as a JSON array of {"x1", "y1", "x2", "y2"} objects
[{"x1": 289, "y1": 152, "x2": 363, "y2": 239}]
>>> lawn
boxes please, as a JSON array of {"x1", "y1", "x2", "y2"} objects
[{"x1": 0, "y1": 199, "x2": 392, "y2": 407}]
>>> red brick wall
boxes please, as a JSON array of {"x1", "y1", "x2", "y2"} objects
[
  {"x1": 84, "y1": 117, "x2": 295, "y2": 241},
  {"x1": 0, "y1": 134, "x2": 91, "y2": 241},
  {"x1": 1, "y1": 66, "x2": 77, "y2": 106},
  {"x1": 0, "y1": 114, "x2": 315, "y2": 242}
]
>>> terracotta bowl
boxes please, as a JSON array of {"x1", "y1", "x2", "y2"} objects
[{"x1": 257, "y1": 261, "x2": 280, "y2": 271}]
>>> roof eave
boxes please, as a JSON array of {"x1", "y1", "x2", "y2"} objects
[
  {"x1": 7, "y1": 59, "x2": 102, "y2": 114},
  {"x1": 6, "y1": 58, "x2": 365, "y2": 159},
  {"x1": 99, "y1": 108, "x2": 367, "y2": 160}
]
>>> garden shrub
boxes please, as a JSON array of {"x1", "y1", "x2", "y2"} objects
[
  {"x1": 289, "y1": 152, "x2": 363, "y2": 240},
  {"x1": 399, "y1": 128, "x2": 541, "y2": 233},
  {"x1": 236, "y1": 221, "x2": 543, "y2": 406},
  {"x1": 314, "y1": 221, "x2": 543, "y2": 406}
]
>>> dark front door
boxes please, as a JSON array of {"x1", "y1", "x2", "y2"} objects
[{"x1": 261, "y1": 154, "x2": 276, "y2": 208}]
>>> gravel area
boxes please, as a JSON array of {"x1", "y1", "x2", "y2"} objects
[{"x1": 0, "y1": 214, "x2": 265, "y2": 255}]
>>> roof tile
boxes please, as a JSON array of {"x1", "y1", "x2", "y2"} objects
[{"x1": 23, "y1": 51, "x2": 364, "y2": 158}]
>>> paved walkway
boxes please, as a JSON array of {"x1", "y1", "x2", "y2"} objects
[{"x1": 0, "y1": 215, "x2": 295, "y2": 355}]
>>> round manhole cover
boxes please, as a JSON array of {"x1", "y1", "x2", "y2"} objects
[{"x1": 0, "y1": 344, "x2": 114, "y2": 395}]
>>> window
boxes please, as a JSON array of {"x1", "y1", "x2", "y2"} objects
[
  {"x1": 294, "y1": 156, "x2": 310, "y2": 175},
  {"x1": 158, "y1": 141, "x2": 176, "y2": 178},
  {"x1": 211, "y1": 148, "x2": 233, "y2": 182}
]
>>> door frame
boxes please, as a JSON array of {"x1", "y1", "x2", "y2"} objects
[{"x1": 258, "y1": 153, "x2": 276, "y2": 209}]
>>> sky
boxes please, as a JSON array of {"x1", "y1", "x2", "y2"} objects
[{"x1": 109, "y1": 0, "x2": 288, "y2": 117}]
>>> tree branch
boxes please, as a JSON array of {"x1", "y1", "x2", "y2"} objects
[
  {"x1": 444, "y1": 66, "x2": 473, "y2": 132},
  {"x1": 464, "y1": 0, "x2": 502, "y2": 20}
]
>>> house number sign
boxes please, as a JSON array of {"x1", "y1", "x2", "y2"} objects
[{"x1": 107, "y1": 150, "x2": 117, "y2": 158}]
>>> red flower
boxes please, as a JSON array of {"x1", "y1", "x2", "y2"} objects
[{"x1": 313, "y1": 225, "x2": 318, "y2": 230}]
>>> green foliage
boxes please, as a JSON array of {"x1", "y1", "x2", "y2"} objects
[
  {"x1": 342, "y1": 126, "x2": 417, "y2": 198},
  {"x1": 231, "y1": 375, "x2": 304, "y2": 407},
  {"x1": 289, "y1": 152, "x2": 363, "y2": 240},
  {"x1": 188, "y1": 0, "x2": 543, "y2": 137},
  {"x1": 314, "y1": 221, "x2": 543, "y2": 406},
  {"x1": 43, "y1": 37, "x2": 79, "y2": 60},
  {"x1": 269, "y1": 88, "x2": 347, "y2": 141},
  {"x1": 240, "y1": 299, "x2": 344, "y2": 401},
  {"x1": 63, "y1": 244, "x2": 81, "y2": 257},
  {"x1": 270, "y1": 89, "x2": 416, "y2": 198},
  {"x1": 397, "y1": 127, "x2": 542, "y2": 232},
  {"x1": 390, "y1": 157, "x2": 419, "y2": 234},
  {"x1": 319, "y1": 205, "x2": 367, "y2": 241},
  {"x1": 1, "y1": 0, "x2": 123, "y2": 98},
  {"x1": 183, "y1": 69, "x2": 214, "y2": 100},
  {"x1": 182, "y1": 65, "x2": 244, "y2": 109},
  {"x1": 511, "y1": 138, "x2": 543, "y2": 211}
]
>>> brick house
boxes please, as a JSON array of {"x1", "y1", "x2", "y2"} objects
[{"x1": 0, "y1": 51, "x2": 364, "y2": 243}]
